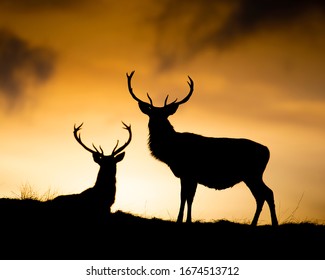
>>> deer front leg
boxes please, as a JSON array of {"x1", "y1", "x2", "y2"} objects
[
  {"x1": 185, "y1": 179, "x2": 197, "y2": 223},
  {"x1": 177, "y1": 178, "x2": 197, "y2": 223},
  {"x1": 177, "y1": 180, "x2": 186, "y2": 223}
]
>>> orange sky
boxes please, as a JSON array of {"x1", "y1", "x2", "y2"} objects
[{"x1": 0, "y1": 0, "x2": 324, "y2": 224}]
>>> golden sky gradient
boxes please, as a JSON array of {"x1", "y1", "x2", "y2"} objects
[{"x1": 0, "y1": 0, "x2": 324, "y2": 224}]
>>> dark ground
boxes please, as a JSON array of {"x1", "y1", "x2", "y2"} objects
[{"x1": 0, "y1": 198, "x2": 324, "y2": 260}]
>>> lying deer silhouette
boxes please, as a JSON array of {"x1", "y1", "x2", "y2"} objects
[
  {"x1": 127, "y1": 70, "x2": 278, "y2": 226},
  {"x1": 52, "y1": 122, "x2": 132, "y2": 221}
]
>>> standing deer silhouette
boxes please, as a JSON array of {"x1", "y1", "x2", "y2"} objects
[
  {"x1": 52, "y1": 122, "x2": 132, "y2": 222},
  {"x1": 127, "y1": 71, "x2": 278, "y2": 226}
]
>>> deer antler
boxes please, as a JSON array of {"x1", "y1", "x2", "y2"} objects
[
  {"x1": 167, "y1": 76, "x2": 194, "y2": 106},
  {"x1": 127, "y1": 71, "x2": 194, "y2": 107},
  {"x1": 111, "y1": 122, "x2": 132, "y2": 156},
  {"x1": 127, "y1": 71, "x2": 155, "y2": 106},
  {"x1": 127, "y1": 71, "x2": 144, "y2": 103},
  {"x1": 73, "y1": 123, "x2": 104, "y2": 155}
]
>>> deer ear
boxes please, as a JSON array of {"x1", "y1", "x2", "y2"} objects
[
  {"x1": 92, "y1": 153, "x2": 101, "y2": 164},
  {"x1": 115, "y1": 152, "x2": 125, "y2": 163},
  {"x1": 138, "y1": 102, "x2": 151, "y2": 115},
  {"x1": 165, "y1": 103, "x2": 179, "y2": 116}
]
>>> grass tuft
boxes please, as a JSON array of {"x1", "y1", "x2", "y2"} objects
[{"x1": 11, "y1": 183, "x2": 59, "y2": 201}]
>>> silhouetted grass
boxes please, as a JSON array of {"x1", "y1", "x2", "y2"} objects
[
  {"x1": 10, "y1": 183, "x2": 59, "y2": 201},
  {"x1": 0, "y1": 196, "x2": 324, "y2": 260}
]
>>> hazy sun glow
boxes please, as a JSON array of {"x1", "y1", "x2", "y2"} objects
[{"x1": 0, "y1": 0, "x2": 324, "y2": 224}]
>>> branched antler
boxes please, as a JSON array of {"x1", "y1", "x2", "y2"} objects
[
  {"x1": 111, "y1": 122, "x2": 132, "y2": 156},
  {"x1": 127, "y1": 71, "x2": 194, "y2": 107},
  {"x1": 74, "y1": 123, "x2": 104, "y2": 155}
]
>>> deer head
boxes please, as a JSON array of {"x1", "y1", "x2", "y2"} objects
[
  {"x1": 73, "y1": 122, "x2": 132, "y2": 170},
  {"x1": 127, "y1": 70, "x2": 194, "y2": 118}
]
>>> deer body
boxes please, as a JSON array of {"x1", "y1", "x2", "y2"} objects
[
  {"x1": 128, "y1": 71, "x2": 278, "y2": 226},
  {"x1": 81, "y1": 160, "x2": 118, "y2": 208},
  {"x1": 149, "y1": 122, "x2": 270, "y2": 190},
  {"x1": 52, "y1": 155, "x2": 120, "y2": 215}
]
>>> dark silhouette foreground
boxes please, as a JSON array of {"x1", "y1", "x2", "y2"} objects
[
  {"x1": 127, "y1": 71, "x2": 278, "y2": 226},
  {"x1": 0, "y1": 206, "x2": 323, "y2": 260}
]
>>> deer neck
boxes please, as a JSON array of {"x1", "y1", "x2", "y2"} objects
[
  {"x1": 148, "y1": 117, "x2": 176, "y2": 162},
  {"x1": 94, "y1": 168, "x2": 116, "y2": 190}
]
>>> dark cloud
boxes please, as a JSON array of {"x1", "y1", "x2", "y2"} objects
[
  {"x1": 153, "y1": 0, "x2": 325, "y2": 69},
  {"x1": 214, "y1": 0, "x2": 325, "y2": 47},
  {"x1": 0, "y1": 0, "x2": 89, "y2": 10},
  {"x1": 0, "y1": 29, "x2": 55, "y2": 108}
]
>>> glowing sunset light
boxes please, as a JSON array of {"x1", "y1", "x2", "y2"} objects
[{"x1": 0, "y1": 0, "x2": 324, "y2": 225}]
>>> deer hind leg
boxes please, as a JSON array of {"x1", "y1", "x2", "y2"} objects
[
  {"x1": 263, "y1": 182, "x2": 278, "y2": 226},
  {"x1": 246, "y1": 179, "x2": 278, "y2": 226},
  {"x1": 177, "y1": 178, "x2": 197, "y2": 223}
]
